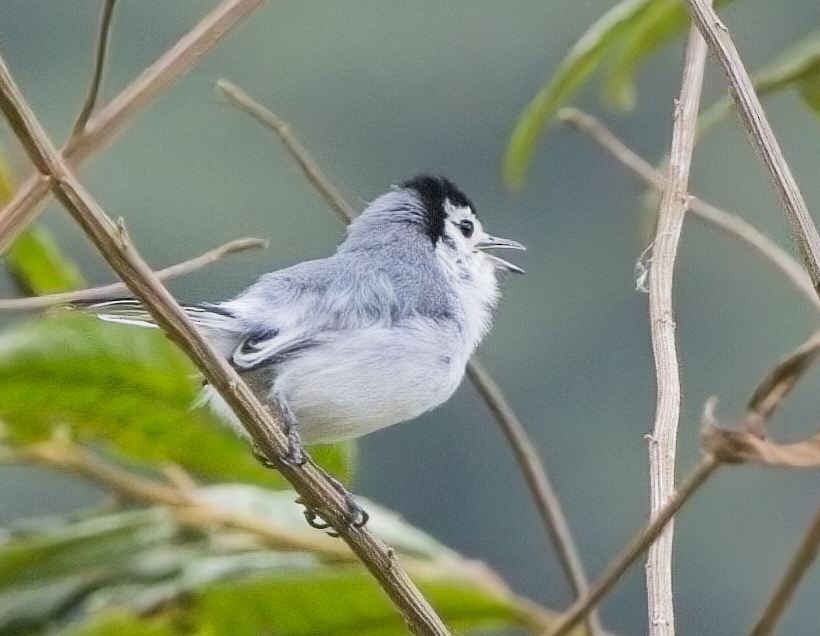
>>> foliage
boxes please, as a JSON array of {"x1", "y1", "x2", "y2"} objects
[
  {"x1": 0, "y1": 493, "x2": 541, "y2": 635},
  {"x1": 503, "y1": 0, "x2": 819, "y2": 189}
]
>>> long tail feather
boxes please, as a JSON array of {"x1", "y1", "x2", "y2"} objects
[{"x1": 79, "y1": 298, "x2": 235, "y2": 330}]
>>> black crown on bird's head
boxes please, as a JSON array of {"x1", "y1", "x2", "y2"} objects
[{"x1": 400, "y1": 175, "x2": 476, "y2": 244}]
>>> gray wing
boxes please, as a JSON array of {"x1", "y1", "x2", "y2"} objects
[{"x1": 215, "y1": 253, "x2": 399, "y2": 371}]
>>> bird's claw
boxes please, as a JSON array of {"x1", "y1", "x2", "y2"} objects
[{"x1": 300, "y1": 493, "x2": 369, "y2": 537}]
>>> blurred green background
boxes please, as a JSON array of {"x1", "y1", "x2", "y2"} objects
[{"x1": 1, "y1": 1, "x2": 819, "y2": 634}]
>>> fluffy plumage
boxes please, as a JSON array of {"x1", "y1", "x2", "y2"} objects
[{"x1": 90, "y1": 176, "x2": 523, "y2": 445}]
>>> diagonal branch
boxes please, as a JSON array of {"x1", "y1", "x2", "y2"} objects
[
  {"x1": 557, "y1": 109, "x2": 820, "y2": 314},
  {"x1": 0, "y1": 236, "x2": 267, "y2": 311},
  {"x1": 217, "y1": 79, "x2": 355, "y2": 224},
  {"x1": 465, "y1": 360, "x2": 603, "y2": 635},
  {"x1": 0, "y1": 0, "x2": 265, "y2": 256},
  {"x1": 685, "y1": 0, "x2": 820, "y2": 298},
  {"x1": 546, "y1": 455, "x2": 721, "y2": 636},
  {"x1": 217, "y1": 78, "x2": 601, "y2": 633},
  {"x1": 0, "y1": 51, "x2": 450, "y2": 636},
  {"x1": 69, "y1": 0, "x2": 117, "y2": 139},
  {"x1": 645, "y1": 16, "x2": 710, "y2": 636},
  {"x1": 750, "y1": 506, "x2": 820, "y2": 636}
]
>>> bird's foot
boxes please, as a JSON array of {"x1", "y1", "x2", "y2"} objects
[{"x1": 298, "y1": 469, "x2": 369, "y2": 536}]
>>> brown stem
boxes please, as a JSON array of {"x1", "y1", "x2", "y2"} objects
[
  {"x1": 685, "y1": 0, "x2": 820, "y2": 298},
  {"x1": 750, "y1": 506, "x2": 820, "y2": 636},
  {"x1": 546, "y1": 456, "x2": 721, "y2": 636},
  {"x1": 0, "y1": 51, "x2": 450, "y2": 636},
  {"x1": 557, "y1": 108, "x2": 820, "y2": 314},
  {"x1": 646, "y1": 18, "x2": 710, "y2": 635},
  {"x1": 217, "y1": 79, "x2": 355, "y2": 224},
  {"x1": 466, "y1": 360, "x2": 603, "y2": 636},
  {"x1": 0, "y1": 236, "x2": 267, "y2": 311},
  {"x1": 0, "y1": 0, "x2": 265, "y2": 256},
  {"x1": 68, "y1": 0, "x2": 117, "y2": 139}
]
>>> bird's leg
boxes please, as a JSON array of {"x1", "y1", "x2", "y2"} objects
[
  {"x1": 276, "y1": 395, "x2": 306, "y2": 467},
  {"x1": 249, "y1": 398, "x2": 304, "y2": 468}
]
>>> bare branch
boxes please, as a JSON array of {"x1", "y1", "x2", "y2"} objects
[
  {"x1": 0, "y1": 236, "x2": 267, "y2": 311},
  {"x1": 546, "y1": 455, "x2": 721, "y2": 636},
  {"x1": 0, "y1": 0, "x2": 265, "y2": 256},
  {"x1": 558, "y1": 108, "x2": 820, "y2": 314},
  {"x1": 216, "y1": 78, "x2": 596, "y2": 630},
  {"x1": 646, "y1": 17, "x2": 710, "y2": 635},
  {"x1": 216, "y1": 78, "x2": 355, "y2": 224},
  {"x1": 685, "y1": 0, "x2": 820, "y2": 297},
  {"x1": 750, "y1": 506, "x2": 820, "y2": 636},
  {"x1": 466, "y1": 360, "x2": 603, "y2": 636},
  {"x1": 69, "y1": 0, "x2": 117, "y2": 139},
  {"x1": 0, "y1": 51, "x2": 450, "y2": 636}
]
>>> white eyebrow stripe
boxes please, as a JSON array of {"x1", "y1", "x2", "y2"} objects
[{"x1": 444, "y1": 199, "x2": 473, "y2": 218}]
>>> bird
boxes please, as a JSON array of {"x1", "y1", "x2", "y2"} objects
[{"x1": 88, "y1": 175, "x2": 524, "y2": 525}]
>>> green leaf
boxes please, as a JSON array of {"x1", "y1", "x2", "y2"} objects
[
  {"x1": 603, "y1": 0, "x2": 735, "y2": 110},
  {"x1": 6, "y1": 226, "x2": 87, "y2": 295},
  {"x1": 0, "y1": 497, "x2": 552, "y2": 636},
  {"x1": 503, "y1": 0, "x2": 744, "y2": 189},
  {"x1": 504, "y1": 0, "x2": 658, "y2": 189},
  {"x1": 0, "y1": 314, "x2": 353, "y2": 485}
]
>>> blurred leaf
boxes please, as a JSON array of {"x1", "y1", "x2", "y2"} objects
[
  {"x1": 6, "y1": 226, "x2": 86, "y2": 295},
  {"x1": 0, "y1": 495, "x2": 546, "y2": 635},
  {"x1": 503, "y1": 0, "x2": 739, "y2": 189},
  {"x1": 698, "y1": 31, "x2": 820, "y2": 134},
  {"x1": 0, "y1": 143, "x2": 85, "y2": 297},
  {"x1": 68, "y1": 574, "x2": 525, "y2": 636},
  {"x1": 0, "y1": 146, "x2": 15, "y2": 202},
  {"x1": 504, "y1": 0, "x2": 655, "y2": 189},
  {"x1": 0, "y1": 314, "x2": 353, "y2": 486},
  {"x1": 603, "y1": 0, "x2": 735, "y2": 110}
]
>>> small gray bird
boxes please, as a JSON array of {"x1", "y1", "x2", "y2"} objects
[{"x1": 91, "y1": 176, "x2": 523, "y2": 522}]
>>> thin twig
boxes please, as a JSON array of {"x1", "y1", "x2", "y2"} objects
[
  {"x1": 685, "y1": 0, "x2": 820, "y2": 298},
  {"x1": 217, "y1": 79, "x2": 355, "y2": 224},
  {"x1": 557, "y1": 109, "x2": 820, "y2": 314},
  {"x1": 68, "y1": 0, "x2": 117, "y2": 140},
  {"x1": 546, "y1": 455, "x2": 721, "y2": 636},
  {"x1": 217, "y1": 78, "x2": 598, "y2": 631},
  {"x1": 466, "y1": 360, "x2": 603, "y2": 636},
  {"x1": 0, "y1": 0, "x2": 265, "y2": 256},
  {"x1": 646, "y1": 18, "x2": 710, "y2": 636},
  {"x1": 0, "y1": 236, "x2": 267, "y2": 311},
  {"x1": 750, "y1": 506, "x2": 820, "y2": 636},
  {"x1": 0, "y1": 51, "x2": 450, "y2": 636}
]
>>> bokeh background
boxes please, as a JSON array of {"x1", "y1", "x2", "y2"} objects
[{"x1": 1, "y1": 1, "x2": 819, "y2": 634}]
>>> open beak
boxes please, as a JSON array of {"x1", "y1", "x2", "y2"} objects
[{"x1": 475, "y1": 234, "x2": 526, "y2": 274}]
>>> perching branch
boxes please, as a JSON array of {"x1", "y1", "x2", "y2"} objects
[
  {"x1": 0, "y1": 51, "x2": 450, "y2": 636},
  {"x1": 217, "y1": 77, "x2": 601, "y2": 633},
  {"x1": 0, "y1": 236, "x2": 267, "y2": 311},
  {"x1": 685, "y1": 0, "x2": 820, "y2": 298},
  {"x1": 68, "y1": 0, "x2": 117, "y2": 140},
  {"x1": 645, "y1": 17, "x2": 710, "y2": 636},
  {"x1": 557, "y1": 109, "x2": 820, "y2": 314},
  {"x1": 750, "y1": 506, "x2": 820, "y2": 636},
  {"x1": 0, "y1": 0, "x2": 265, "y2": 256}
]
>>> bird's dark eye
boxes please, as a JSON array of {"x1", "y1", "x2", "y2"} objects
[{"x1": 458, "y1": 219, "x2": 474, "y2": 238}]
